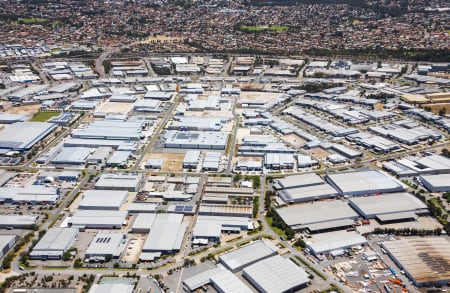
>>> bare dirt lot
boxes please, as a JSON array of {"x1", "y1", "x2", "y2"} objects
[
  {"x1": 95, "y1": 101, "x2": 134, "y2": 114},
  {"x1": 5, "y1": 104, "x2": 40, "y2": 115},
  {"x1": 143, "y1": 153, "x2": 185, "y2": 172},
  {"x1": 238, "y1": 91, "x2": 284, "y2": 103},
  {"x1": 282, "y1": 133, "x2": 306, "y2": 148},
  {"x1": 304, "y1": 147, "x2": 331, "y2": 160}
]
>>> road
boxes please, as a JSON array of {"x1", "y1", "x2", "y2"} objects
[{"x1": 226, "y1": 96, "x2": 238, "y2": 174}]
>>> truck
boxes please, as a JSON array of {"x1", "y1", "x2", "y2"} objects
[{"x1": 389, "y1": 267, "x2": 396, "y2": 276}]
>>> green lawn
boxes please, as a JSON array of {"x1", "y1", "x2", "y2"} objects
[
  {"x1": 265, "y1": 216, "x2": 287, "y2": 239},
  {"x1": 30, "y1": 111, "x2": 60, "y2": 122},
  {"x1": 240, "y1": 25, "x2": 289, "y2": 33}
]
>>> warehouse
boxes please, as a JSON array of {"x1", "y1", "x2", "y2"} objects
[
  {"x1": 37, "y1": 171, "x2": 80, "y2": 182},
  {"x1": 89, "y1": 283, "x2": 134, "y2": 293},
  {"x1": 183, "y1": 267, "x2": 226, "y2": 292},
  {"x1": 381, "y1": 237, "x2": 450, "y2": 287},
  {"x1": 183, "y1": 150, "x2": 201, "y2": 169},
  {"x1": 127, "y1": 203, "x2": 157, "y2": 213},
  {"x1": 106, "y1": 151, "x2": 131, "y2": 168},
  {"x1": 326, "y1": 170, "x2": 404, "y2": 196},
  {"x1": 87, "y1": 147, "x2": 112, "y2": 165},
  {"x1": 167, "y1": 204, "x2": 196, "y2": 215},
  {"x1": 219, "y1": 240, "x2": 278, "y2": 272},
  {"x1": 47, "y1": 112, "x2": 76, "y2": 126},
  {"x1": 420, "y1": 174, "x2": 450, "y2": 192},
  {"x1": 276, "y1": 200, "x2": 358, "y2": 232},
  {"x1": 202, "y1": 152, "x2": 221, "y2": 171},
  {"x1": 198, "y1": 204, "x2": 252, "y2": 217},
  {"x1": 109, "y1": 94, "x2": 137, "y2": 103},
  {"x1": 85, "y1": 232, "x2": 126, "y2": 260},
  {"x1": 71, "y1": 120, "x2": 144, "y2": 141},
  {"x1": 0, "y1": 122, "x2": 56, "y2": 152},
  {"x1": 141, "y1": 214, "x2": 186, "y2": 259},
  {"x1": 307, "y1": 233, "x2": 368, "y2": 258},
  {"x1": 264, "y1": 153, "x2": 295, "y2": 170},
  {"x1": 0, "y1": 113, "x2": 27, "y2": 124},
  {"x1": 349, "y1": 193, "x2": 429, "y2": 223},
  {"x1": 164, "y1": 131, "x2": 228, "y2": 150},
  {"x1": 0, "y1": 185, "x2": 60, "y2": 205},
  {"x1": 133, "y1": 99, "x2": 163, "y2": 113},
  {"x1": 243, "y1": 255, "x2": 310, "y2": 293},
  {"x1": 210, "y1": 269, "x2": 253, "y2": 293},
  {"x1": 193, "y1": 215, "x2": 252, "y2": 243},
  {"x1": 144, "y1": 91, "x2": 173, "y2": 100},
  {"x1": 71, "y1": 100, "x2": 100, "y2": 110},
  {"x1": 95, "y1": 173, "x2": 142, "y2": 192},
  {"x1": 78, "y1": 190, "x2": 128, "y2": 210},
  {"x1": 131, "y1": 213, "x2": 156, "y2": 233},
  {"x1": 144, "y1": 158, "x2": 163, "y2": 169},
  {"x1": 204, "y1": 186, "x2": 254, "y2": 195},
  {"x1": 0, "y1": 235, "x2": 17, "y2": 258},
  {"x1": 69, "y1": 210, "x2": 127, "y2": 229},
  {"x1": 30, "y1": 227, "x2": 78, "y2": 260},
  {"x1": 274, "y1": 173, "x2": 323, "y2": 190},
  {"x1": 0, "y1": 214, "x2": 38, "y2": 228},
  {"x1": 51, "y1": 147, "x2": 93, "y2": 165},
  {"x1": 169, "y1": 116, "x2": 228, "y2": 131}
]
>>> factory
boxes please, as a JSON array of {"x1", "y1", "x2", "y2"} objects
[
  {"x1": 164, "y1": 131, "x2": 229, "y2": 150},
  {"x1": 30, "y1": 227, "x2": 79, "y2": 260},
  {"x1": 420, "y1": 174, "x2": 450, "y2": 192},
  {"x1": 85, "y1": 232, "x2": 126, "y2": 260},
  {"x1": 0, "y1": 214, "x2": 39, "y2": 228},
  {"x1": 71, "y1": 120, "x2": 144, "y2": 141},
  {"x1": 242, "y1": 255, "x2": 310, "y2": 293},
  {"x1": 276, "y1": 200, "x2": 359, "y2": 232},
  {"x1": 131, "y1": 213, "x2": 157, "y2": 233},
  {"x1": 0, "y1": 185, "x2": 60, "y2": 205},
  {"x1": 274, "y1": 173, "x2": 338, "y2": 203},
  {"x1": 219, "y1": 240, "x2": 278, "y2": 272},
  {"x1": 381, "y1": 237, "x2": 450, "y2": 287},
  {"x1": 69, "y1": 210, "x2": 127, "y2": 230},
  {"x1": 51, "y1": 147, "x2": 94, "y2": 165},
  {"x1": 326, "y1": 170, "x2": 404, "y2": 196},
  {"x1": 0, "y1": 235, "x2": 17, "y2": 258},
  {"x1": 78, "y1": 190, "x2": 128, "y2": 210},
  {"x1": 140, "y1": 213, "x2": 186, "y2": 260},
  {"x1": 306, "y1": 233, "x2": 368, "y2": 258},
  {"x1": 349, "y1": 193, "x2": 429, "y2": 223},
  {"x1": 193, "y1": 215, "x2": 252, "y2": 243},
  {"x1": 0, "y1": 122, "x2": 56, "y2": 152},
  {"x1": 94, "y1": 173, "x2": 142, "y2": 192}
]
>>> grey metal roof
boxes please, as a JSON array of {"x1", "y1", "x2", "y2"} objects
[
  {"x1": 243, "y1": 255, "x2": 310, "y2": 293},
  {"x1": 219, "y1": 240, "x2": 277, "y2": 272},
  {"x1": 88, "y1": 283, "x2": 134, "y2": 293},
  {"x1": 132, "y1": 213, "x2": 157, "y2": 231},
  {"x1": 420, "y1": 173, "x2": 450, "y2": 189},
  {"x1": 349, "y1": 192, "x2": 427, "y2": 218},
  {"x1": 307, "y1": 233, "x2": 367, "y2": 255},
  {"x1": 276, "y1": 200, "x2": 358, "y2": 227},
  {"x1": 210, "y1": 269, "x2": 253, "y2": 293},
  {"x1": 33, "y1": 227, "x2": 78, "y2": 252},
  {"x1": 326, "y1": 170, "x2": 403, "y2": 195},
  {"x1": 70, "y1": 210, "x2": 127, "y2": 228},
  {"x1": 276, "y1": 173, "x2": 324, "y2": 189},
  {"x1": 78, "y1": 190, "x2": 128, "y2": 210},
  {"x1": 142, "y1": 214, "x2": 186, "y2": 252},
  {"x1": 51, "y1": 147, "x2": 93, "y2": 164},
  {"x1": 0, "y1": 122, "x2": 56, "y2": 151},
  {"x1": 95, "y1": 173, "x2": 142, "y2": 191},
  {"x1": 86, "y1": 232, "x2": 125, "y2": 257}
]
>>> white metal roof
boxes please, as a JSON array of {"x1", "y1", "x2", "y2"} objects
[
  {"x1": 243, "y1": 255, "x2": 310, "y2": 293},
  {"x1": 142, "y1": 214, "x2": 186, "y2": 252},
  {"x1": 219, "y1": 240, "x2": 277, "y2": 272},
  {"x1": 307, "y1": 233, "x2": 367, "y2": 255},
  {"x1": 210, "y1": 269, "x2": 253, "y2": 293},
  {"x1": 33, "y1": 227, "x2": 78, "y2": 252},
  {"x1": 78, "y1": 190, "x2": 128, "y2": 210}
]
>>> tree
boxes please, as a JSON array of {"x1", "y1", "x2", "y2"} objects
[{"x1": 439, "y1": 107, "x2": 446, "y2": 116}]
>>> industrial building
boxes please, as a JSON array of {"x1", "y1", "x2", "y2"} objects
[
  {"x1": 167, "y1": 204, "x2": 196, "y2": 215},
  {"x1": 131, "y1": 213, "x2": 156, "y2": 233},
  {"x1": 198, "y1": 204, "x2": 252, "y2": 217},
  {"x1": 140, "y1": 214, "x2": 186, "y2": 260},
  {"x1": 0, "y1": 122, "x2": 56, "y2": 152},
  {"x1": 127, "y1": 203, "x2": 157, "y2": 213},
  {"x1": 183, "y1": 150, "x2": 201, "y2": 169},
  {"x1": 71, "y1": 120, "x2": 144, "y2": 141},
  {"x1": 85, "y1": 232, "x2": 126, "y2": 260},
  {"x1": 51, "y1": 147, "x2": 93, "y2": 165},
  {"x1": 349, "y1": 193, "x2": 429, "y2": 223},
  {"x1": 30, "y1": 228, "x2": 78, "y2": 260},
  {"x1": 0, "y1": 214, "x2": 39, "y2": 228},
  {"x1": 193, "y1": 215, "x2": 252, "y2": 243},
  {"x1": 381, "y1": 237, "x2": 450, "y2": 287},
  {"x1": 0, "y1": 185, "x2": 60, "y2": 205},
  {"x1": 95, "y1": 173, "x2": 142, "y2": 192},
  {"x1": 276, "y1": 200, "x2": 359, "y2": 232},
  {"x1": 243, "y1": 255, "x2": 310, "y2": 293},
  {"x1": 326, "y1": 170, "x2": 404, "y2": 196},
  {"x1": 420, "y1": 174, "x2": 450, "y2": 192},
  {"x1": 274, "y1": 173, "x2": 338, "y2": 203},
  {"x1": 144, "y1": 158, "x2": 163, "y2": 169},
  {"x1": 0, "y1": 235, "x2": 18, "y2": 258},
  {"x1": 106, "y1": 151, "x2": 131, "y2": 168},
  {"x1": 87, "y1": 147, "x2": 112, "y2": 165},
  {"x1": 164, "y1": 131, "x2": 229, "y2": 150},
  {"x1": 383, "y1": 155, "x2": 450, "y2": 177},
  {"x1": 88, "y1": 283, "x2": 134, "y2": 293},
  {"x1": 219, "y1": 240, "x2": 278, "y2": 272},
  {"x1": 183, "y1": 267, "x2": 226, "y2": 292},
  {"x1": 78, "y1": 190, "x2": 128, "y2": 210},
  {"x1": 202, "y1": 152, "x2": 221, "y2": 171},
  {"x1": 69, "y1": 210, "x2": 127, "y2": 229},
  {"x1": 307, "y1": 233, "x2": 368, "y2": 258}
]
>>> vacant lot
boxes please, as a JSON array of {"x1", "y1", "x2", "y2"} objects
[
  {"x1": 6, "y1": 104, "x2": 40, "y2": 115},
  {"x1": 304, "y1": 147, "x2": 331, "y2": 160},
  {"x1": 282, "y1": 133, "x2": 306, "y2": 148},
  {"x1": 95, "y1": 101, "x2": 134, "y2": 114},
  {"x1": 143, "y1": 153, "x2": 185, "y2": 172},
  {"x1": 29, "y1": 111, "x2": 60, "y2": 122}
]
